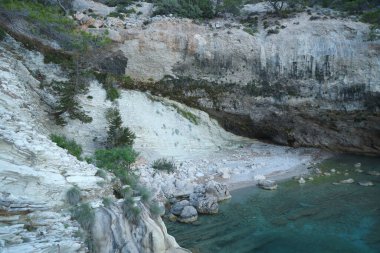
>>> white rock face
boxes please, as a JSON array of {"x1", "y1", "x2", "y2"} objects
[
  {"x1": 60, "y1": 81, "x2": 248, "y2": 160},
  {"x1": 0, "y1": 36, "x2": 186, "y2": 253},
  {"x1": 116, "y1": 14, "x2": 379, "y2": 89}
]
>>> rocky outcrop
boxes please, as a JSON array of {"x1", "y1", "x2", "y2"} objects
[
  {"x1": 92, "y1": 203, "x2": 189, "y2": 253},
  {"x1": 0, "y1": 35, "x2": 187, "y2": 253},
  {"x1": 257, "y1": 180, "x2": 278, "y2": 190},
  {"x1": 205, "y1": 181, "x2": 231, "y2": 201}
]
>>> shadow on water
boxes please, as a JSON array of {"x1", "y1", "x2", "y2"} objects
[{"x1": 166, "y1": 155, "x2": 380, "y2": 253}]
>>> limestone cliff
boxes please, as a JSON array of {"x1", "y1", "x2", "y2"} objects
[
  {"x1": 0, "y1": 36, "x2": 188, "y2": 253},
  {"x1": 110, "y1": 10, "x2": 380, "y2": 154}
]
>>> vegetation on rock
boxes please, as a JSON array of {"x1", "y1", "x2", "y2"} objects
[
  {"x1": 153, "y1": 0, "x2": 243, "y2": 18},
  {"x1": 66, "y1": 186, "x2": 82, "y2": 205},
  {"x1": 152, "y1": 158, "x2": 176, "y2": 173},
  {"x1": 70, "y1": 203, "x2": 95, "y2": 251},
  {"x1": 106, "y1": 108, "x2": 136, "y2": 148},
  {"x1": 50, "y1": 134, "x2": 83, "y2": 160}
]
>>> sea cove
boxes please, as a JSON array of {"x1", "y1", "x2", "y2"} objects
[{"x1": 167, "y1": 155, "x2": 380, "y2": 253}]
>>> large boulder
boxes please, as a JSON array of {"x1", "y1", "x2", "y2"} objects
[
  {"x1": 205, "y1": 181, "x2": 231, "y2": 201},
  {"x1": 257, "y1": 180, "x2": 278, "y2": 190},
  {"x1": 170, "y1": 200, "x2": 190, "y2": 216},
  {"x1": 178, "y1": 206, "x2": 198, "y2": 223},
  {"x1": 190, "y1": 193, "x2": 218, "y2": 214}
]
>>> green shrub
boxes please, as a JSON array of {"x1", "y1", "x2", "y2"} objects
[
  {"x1": 136, "y1": 185, "x2": 152, "y2": 203},
  {"x1": 243, "y1": 27, "x2": 256, "y2": 36},
  {"x1": 106, "y1": 108, "x2": 136, "y2": 148},
  {"x1": 0, "y1": 0, "x2": 110, "y2": 52},
  {"x1": 171, "y1": 104, "x2": 200, "y2": 125},
  {"x1": 103, "y1": 0, "x2": 133, "y2": 7},
  {"x1": 152, "y1": 158, "x2": 176, "y2": 173},
  {"x1": 153, "y1": 0, "x2": 214, "y2": 19},
  {"x1": 108, "y1": 11, "x2": 124, "y2": 18},
  {"x1": 95, "y1": 169, "x2": 107, "y2": 179},
  {"x1": 217, "y1": 0, "x2": 243, "y2": 15},
  {"x1": 267, "y1": 28, "x2": 280, "y2": 35},
  {"x1": 71, "y1": 203, "x2": 94, "y2": 231},
  {"x1": 95, "y1": 146, "x2": 138, "y2": 172},
  {"x1": 66, "y1": 187, "x2": 81, "y2": 205},
  {"x1": 106, "y1": 86, "x2": 120, "y2": 101},
  {"x1": 149, "y1": 201, "x2": 162, "y2": 217},
  {"x1": 122, "y1": 197, "x2": 141, "y2": 223},
  {"x1": 361, "y1": 8, "x2": 380, "y2": 25},
  {"x1": 102, "y1": 197, "x2": 113, "y2": 207},
  {"x1": 51, "y1": 134, "x2": 83, "y2": 160},
  {"x1": 121, "y1": 75, "x2": 134, "y2": 88}
]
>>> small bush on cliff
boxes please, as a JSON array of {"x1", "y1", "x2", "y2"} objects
[
  {"x1": 102, "y1": 197, "x2": 113, "y2": 207},
  {"x1": 51, "y1": 134, "x2": 83, "y2": 160},
  {"x1": 123, "y1": 197, "x2": 141, "y2": 223},
  {"x1": 66, "y1": 186, "x2": 81, "y2": 205},
  {"x1": 106, "y1": 108, "x2": 136, "y2": 148},
  {"x1": 95, "y1": 147, "x2": 138, "y2": 170},
  {"x1": 71, "y1": 203, "x2": 95, "y2": 232},
  {"x1": 152, "y1": 158, "x2": 176, "y2": 173},
  {"x1": 153, "y1": 0, "x2": 214, "y2": 19},
  {"x1": 149, "y1": 201, "x2": 162, "y2": 217},
  {"x1": 361, "y1": 8, "x2": 380, "y2": 25}
]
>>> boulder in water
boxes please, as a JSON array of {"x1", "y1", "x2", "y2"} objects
[
  {"x1": 257, "y1": 180, "x2": 278, "y2": 190},
  {"x1": 358, "y1": 181, "x2": 374, "y2": 186},
  {"x1": 170, "y1": 200, "x2": 190, "y2": 216},
  {"x1": 205, "y1": 181, "x2": 231, "y2": 201},
  {"x1": 190, "y1": 193, "x2": 218, "y2": 214},
  {"x1": 178, "y1": 206, "x2": 198, "y2": 223},
  {"x1": 367, "y1": 171, "x2": 380, "y2": 176},
  {"x1": 340, "y1": 178, "x2": 354, "y2": 184}
]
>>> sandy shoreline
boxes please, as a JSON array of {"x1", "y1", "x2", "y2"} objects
[{"x1": 139, "y1": 140, "x2": 332, "y2": 198}]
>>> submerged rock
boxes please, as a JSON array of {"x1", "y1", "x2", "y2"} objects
[
  {"x1": 190, "y1": 193, "x2": 218, "y2": 214},
  {"x1": 298, "y1": 177, "x2": 306, "y2": 184},
  {"x1": 340, "y1": 178, "x2": 354, "y2": 184},
  {"x1": 258, "y1": 180, "x2": 278, "y2": 190},
  {"x1": 358, "y1": 181, "x2": 374, "y2": 187},
  {"x1": 367, "y1": 171, "x2": 380, "y2": 176}
]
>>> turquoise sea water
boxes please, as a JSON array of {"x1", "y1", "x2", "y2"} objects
[{"x1": 166, "y1": 155, "x2": 380, "y2": 253}]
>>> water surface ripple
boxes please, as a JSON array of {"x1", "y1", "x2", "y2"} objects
[{"x1": 166, "y1": 155, "x2": 380, "y2": 253}]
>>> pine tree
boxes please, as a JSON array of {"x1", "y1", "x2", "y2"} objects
[
  {"x1": 106, "y1": 108, "x2": 135, "y2": 148},
  {"x1": 54, "y1": 81, "x2": 92, "y2": 125}
]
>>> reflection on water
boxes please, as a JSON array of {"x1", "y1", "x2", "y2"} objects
[{"x1": 166, "y1": 155, "x2": 380, "y2": 253}]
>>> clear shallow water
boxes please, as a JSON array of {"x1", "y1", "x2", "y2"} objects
[{"x1": 166, "y1": 155, "x2": 380, "y2": 253}]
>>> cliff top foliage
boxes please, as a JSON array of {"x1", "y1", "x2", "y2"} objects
[
  {"x1": 247, "y1": 0, "x2": 379, "y2": 25},
  {"x1": 152, "y1": 0, "x2": 244, "y2": 18},
  {"x1": 0, "y1": 0, "x2": 111, "y2": 52}
]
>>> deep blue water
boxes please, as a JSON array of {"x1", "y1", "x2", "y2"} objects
[{"x1": 166, "y1": 155, "x2": 380, "y2": 253}]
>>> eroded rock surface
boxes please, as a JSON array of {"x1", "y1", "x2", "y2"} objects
[
  {"x1": 113, "y1": 11, "x2": 380, "y2": 155},
  {"x1": 0, "y1": 36, "x2": 187, "y2": 253}
]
